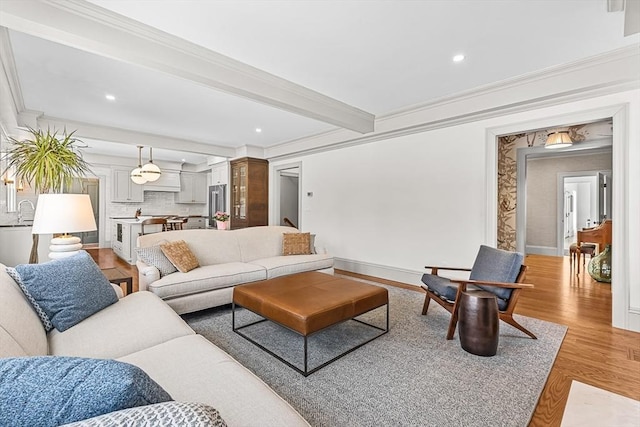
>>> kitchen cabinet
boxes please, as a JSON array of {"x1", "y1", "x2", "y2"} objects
[
  {"x1": 230, "y1": 157, "x2": 268, "y2": 229},
  {"x1": 143, "y1": 170, "x2": 181, "y2": 192},
  {"x1": 111, "y1": 220, "x2": 132, "y2": 262},
  {"x1": 211, "y1": 162, "x2": 229, "y2": 185},
  {"x1": 112, "y1": 167, "x2": 143, "y2": 202},
  {"x1": 175, "y1": 172, "x2": 207, "y2": 204},
  {"x1": 111, "y1": 218, "x2": 164, "y2": 264}
]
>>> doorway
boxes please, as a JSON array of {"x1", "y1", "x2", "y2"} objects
[
  {"x1": 557, "y1": 171, "x2": 611, "y2": 255},
  {"x1": 65, "y1": 177, "x2": 99, "y2": 245},
  {"x1": 517, "y1": 144, "x2": 612, "y2": 255},
  {"x1": 273, "y1": 162, "x2": 302, "y2": 229}
]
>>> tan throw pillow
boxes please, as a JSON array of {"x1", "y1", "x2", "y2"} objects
[
  {"x1": 160, "y1": 240, "x2": 200, "y2": 273},
  {"x1": 282, "y1": 232, "x2": 311, "y2": 256}
]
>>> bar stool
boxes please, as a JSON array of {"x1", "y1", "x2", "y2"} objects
[{"x1": 570, "y1": 243, "x2": 597, "y2": 273}]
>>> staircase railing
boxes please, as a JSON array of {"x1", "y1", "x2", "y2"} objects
[{"x1": 283, "y1": 217, "x2": 297, "y2": 228}]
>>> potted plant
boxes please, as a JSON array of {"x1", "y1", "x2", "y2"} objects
[
  {"x1": 2, "y1": 127, "x2": 93, "y2": 262},
  {"x1": 213, "y1": 211, "x2": 230, "y2": 230},
  {"x1": 2, "y1": 127, "x2": 92, "y2": 193}
]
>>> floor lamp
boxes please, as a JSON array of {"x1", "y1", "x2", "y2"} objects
[{"x1": 31, "y1": 194, "x2": 97, "y2": 260}]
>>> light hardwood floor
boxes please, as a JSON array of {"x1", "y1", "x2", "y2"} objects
[{"x1": 89, "y1": 249, "x2": 640, "y2": 426}]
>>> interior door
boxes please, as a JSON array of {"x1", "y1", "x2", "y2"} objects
[{"x1": 66, "y1": 178, "x2": 99, "y2": 244}]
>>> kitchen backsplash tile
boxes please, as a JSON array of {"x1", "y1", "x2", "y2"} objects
[{"x1": 108, "y1": 191, "x2": 207, "y2": 218}]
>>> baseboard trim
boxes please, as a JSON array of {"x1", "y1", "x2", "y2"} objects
[
  {"x1": 334, "y1": 258, "x2": 422, "y2": 287},
  {"x1": 525, "y1": 245, "x2": 558, "y2": 256}
]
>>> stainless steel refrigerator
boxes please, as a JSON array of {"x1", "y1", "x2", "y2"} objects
[{"x1": 208, "y1": 185, "x2": 226, "y2": 228}]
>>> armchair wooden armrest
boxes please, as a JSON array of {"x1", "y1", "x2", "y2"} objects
[
  {"x1": 424, "y1": 265, "x2": 471, "y2": 275},
  {"x1": 449, "y1": 278, "x2": 534, "y2": 289}
]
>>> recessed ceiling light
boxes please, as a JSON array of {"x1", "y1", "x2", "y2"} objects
[
  {"x1": 453, "y1": 54, "x2": 465, "y2": 62},
  {"x1": 105, "y1": 94, "x2": 116, "y2": 101},
  {"x1": 181, "y1": 158, "x2": 186, "y2": 162},
  {"x1": 255, "y1": 128, "x2": 262, "y2": 133}
]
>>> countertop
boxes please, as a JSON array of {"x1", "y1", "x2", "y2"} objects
[{"x1": 0, "y1": 222, "x2": 33, "y2": 228}]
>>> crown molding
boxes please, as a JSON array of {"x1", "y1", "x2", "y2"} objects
[
  {"x1": 265, "y1": 46, "x2": 640, "y2": 160},
  {"x1": 0, "y1": 27, "x2": 22, "y2": 131},
  {"x1": 378, "y1": 45, "x2": 640, "y2": 124},
  {"x1": 0, "y1": 0, "x2": 374, "y2": 134},
  {"x1": 31, "y1": 114, "x2": 236, "y2": 158}
]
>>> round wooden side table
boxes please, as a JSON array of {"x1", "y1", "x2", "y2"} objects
[{"x1": 458, "y1": 290, "x2": 499, "y2": 357}]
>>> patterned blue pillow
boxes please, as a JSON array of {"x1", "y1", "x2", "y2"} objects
[
  {"x1": 5, "y1": 267, "x2": 54, "y2": 332},
  {"x1": 63, "y1": 401, "x2": 227, "y2": 427},
  {"x1": 0, "y1": 356, "x2": 172, "y2": 427},
  {"x1": 15, "y1": 251, "x2": 118, "y2": 332},
  {"x1": 136, "y1": 245, "x2": 178, "y2": 277}
]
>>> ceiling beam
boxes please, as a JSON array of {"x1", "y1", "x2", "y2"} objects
[
  {"x1": 0, "y1": 0, "x2": 375, "y2": 134},
  {"x1": 30, "y1": 114, "x2": 236, "y2": 158}
]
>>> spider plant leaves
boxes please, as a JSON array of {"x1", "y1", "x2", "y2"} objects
[{"x1": 1, "y1": 127, "x2": 93, "y2": 193}]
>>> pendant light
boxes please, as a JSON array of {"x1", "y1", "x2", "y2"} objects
[
  {"x1": 130, "y1": 145, "x2": 147, "y2": 184},
  {"x1": 141, "y1": 146, "x2": 162, "y2": 182}
]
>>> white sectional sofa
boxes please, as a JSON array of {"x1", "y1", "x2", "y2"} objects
[
  {"x1": 0, "y1": 265, "x2": 309, "y2": 426},
  {"x1": 136, "y1": 226, "x2": 334, "y2": 314}
]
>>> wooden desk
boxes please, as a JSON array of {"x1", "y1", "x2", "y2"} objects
[{"x1": 101, "y1": 267, "x2": 133, "y2": 296}]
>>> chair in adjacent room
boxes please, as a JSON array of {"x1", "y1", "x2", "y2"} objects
[
  {"x1": 420, "y1": 245, "x2": 537, "y2": 340},
  {"x1": 140, "y1": 218, "x2": 168, "y2": 235}
]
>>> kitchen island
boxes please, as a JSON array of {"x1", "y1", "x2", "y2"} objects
[
  {"x1": 110, "y1": 216, "x2": 206, "y2": 264},
  {"x1": 0, "y1": 223, "x2": 51, "y2": 266}
]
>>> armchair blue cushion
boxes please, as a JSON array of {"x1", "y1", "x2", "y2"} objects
[
  {"x1": 421, "y1": 245, "x2": 535, "y2": 339},
  {"x1": 420, "y1": 274, "x2": 458, "y2": 302},
  {"x1": 420, "y1": 245, "x2": 524, "y2": 311},
  {"x1": 469, "y1": 245, "x2": 524, "y2": 302}
]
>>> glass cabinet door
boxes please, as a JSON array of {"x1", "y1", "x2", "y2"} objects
[
  {"x1": 232, "y1": 162, "x2": 247, "y2": 220},
  {"x1": 238, "y1": 164, "x2": 247, "y2": 219}
]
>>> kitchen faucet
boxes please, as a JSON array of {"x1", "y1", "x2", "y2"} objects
[{"x1": 17, "y1": 199, "x2": 35, "y2": 223}]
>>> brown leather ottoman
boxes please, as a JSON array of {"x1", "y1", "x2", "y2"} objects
[{"x1": 232, "y1": 272, "x2": 389, "y2": 376}]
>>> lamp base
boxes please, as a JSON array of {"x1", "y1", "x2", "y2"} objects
[{"x1": 48, "y1": 235, "x2": 83, "y2": 260}]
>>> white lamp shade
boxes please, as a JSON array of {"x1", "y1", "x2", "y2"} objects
[
  {"x1": 545, "y1": 131, "x2": 573, "y2": 149},
  {"x1": 130, "y1": 167, "x2": 147, "y2": 184},
  {"x1": 32, "y1": 194, "x2": 97, "y2": 234},
  {"x1": 141, "y1": 162, "x2": 162, "y2": 182}
]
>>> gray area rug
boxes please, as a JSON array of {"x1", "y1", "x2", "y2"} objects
[{"x1": 183, "y1": 277, "x2": 567, "y2": 427}]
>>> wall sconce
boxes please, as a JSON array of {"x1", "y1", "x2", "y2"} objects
[{"x1": 16, "y1": 179, "x2": 24, "y2": 191}]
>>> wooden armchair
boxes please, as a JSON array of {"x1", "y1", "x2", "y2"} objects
[{"x1": 421, "y1": 245, "x2": 536, "y2": 340}]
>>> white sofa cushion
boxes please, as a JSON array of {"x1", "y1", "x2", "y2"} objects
[
  {"x1": 0, "y1": 265, "x2": 48, "y2": 357},
  {"x1": 48, "y1": 292, "x2": 194, "y2": 359},
  {"x1": 119, "y1": 335, "x2": 310, "y2": 427},
  {"x1": 138, "y1": 229, "x2": 242, "y2": 266},
  {"x1": 235, "y1": 226, "x2": 300, "y2": 262},
  {"x1": 148, "y1": 262, "x2": 266, "y2": 299},
  {"x1": 249, "y1": 254, "x2": 334, "y2": 279}
]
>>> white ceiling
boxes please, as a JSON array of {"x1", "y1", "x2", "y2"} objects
[{"x1": 2, "y1": 0, "x2": 638, "y2": 164}]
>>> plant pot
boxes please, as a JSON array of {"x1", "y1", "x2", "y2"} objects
[{"x1": 216, "y1": 220, "x2": 228, "y2": 230}]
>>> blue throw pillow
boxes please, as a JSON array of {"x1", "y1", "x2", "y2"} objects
[
  {"x1": 15, "y1": 251, "x2": 118, "y2": 332},
  {"x1": 0, "y1": 356, "x2": 172, "y2": 427},
  {"x1": 5, "y1": 267, "x2": 54, "y2": 332}
]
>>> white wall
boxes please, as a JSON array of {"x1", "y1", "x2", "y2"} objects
[
  {"x1": 270, "y1": 88, "x2": 640, "y2": 331},
  {"x1": 525, "y1": 154, "x2": 611, "y2": 252},
  {"x1": 279, "y1": 175, "x2": 299, "y2": 226},
  {"x1": 565, "y1": 177, "x2": 598, "y2": 230}
]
